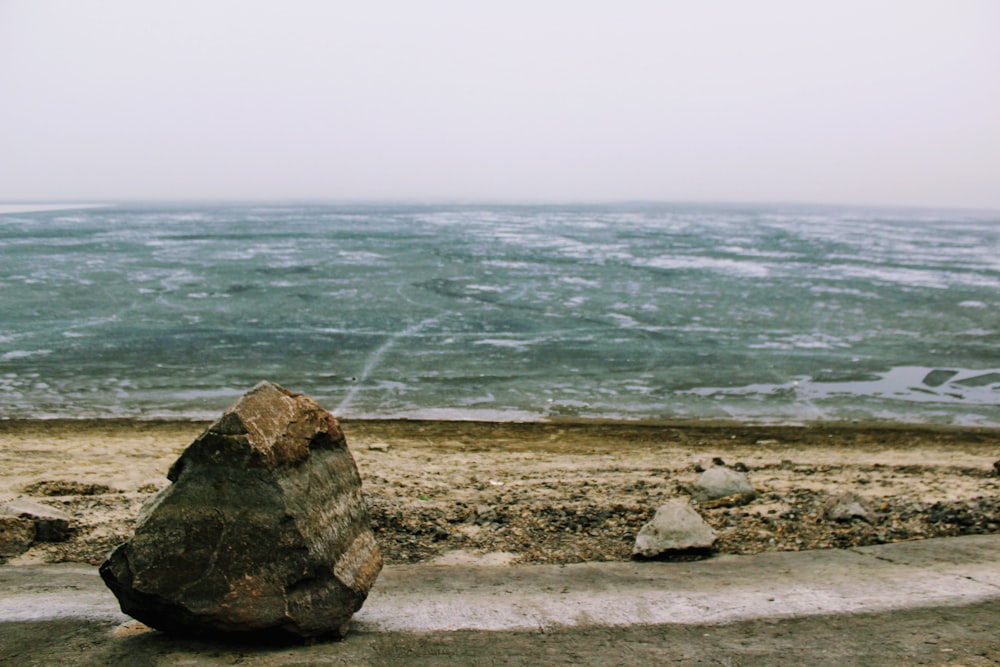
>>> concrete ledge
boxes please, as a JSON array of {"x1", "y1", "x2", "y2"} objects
[
  {"x1": 2, "y1": 535, "x2": 999, "y2": 632},
  {"x1": 358, "y1": 534, "x2": 1000, "y2": 632}
]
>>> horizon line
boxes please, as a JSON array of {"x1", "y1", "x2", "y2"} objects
[{"x1": 1, "y1": 199, "x2": 998, "y2": 216}]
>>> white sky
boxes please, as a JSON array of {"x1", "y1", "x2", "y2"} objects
[{"x1": 1, "y1": 1, "x2": 998, "y2": 208}]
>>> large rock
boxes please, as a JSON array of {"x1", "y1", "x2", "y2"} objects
[
  {"x1": 632, "y1": 500, "x2": 717, "y2": 559},
  {"x1": 100, "y1": 382, "x2": 382, "y2": 640}
]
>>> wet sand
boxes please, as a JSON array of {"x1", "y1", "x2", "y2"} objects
[{"x1": 2, "y1": 419, "x2": 998, "y2": 566}]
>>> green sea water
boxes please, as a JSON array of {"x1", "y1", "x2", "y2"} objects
[{"x1": 1, "y1": 203, "x2": 998, "y2": 425}]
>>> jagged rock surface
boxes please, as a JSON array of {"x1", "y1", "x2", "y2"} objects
[
  {"x1": 0, "y1": 516, "x2": 35, "y2": 560},
  {"x1": 100, "y1": 382, "x2": 382, "y2": 640}
]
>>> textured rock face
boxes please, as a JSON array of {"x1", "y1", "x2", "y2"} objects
[
  {"x1": 0, "y1": 516, "x2": 35, "y2": 560},
  {"x1": 100, "y1": 382, "x2": 382, "y2": 640},
  {"x1": 632, "y1": 500, "x2": 717, "y2": 559}
]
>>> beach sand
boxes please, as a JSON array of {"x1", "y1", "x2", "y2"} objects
[{"x1": 2, "y1": 419, "x2": 998, "y2": 567}]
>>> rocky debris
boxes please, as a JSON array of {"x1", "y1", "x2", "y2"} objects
[
  {"x1": 693, "y1": 465, "x2": 756, "y2": 507},
  {"x1": 1, "y1": 499, "x2": 73, "y2": 541},
  {"x1": 822, "y1": 491, "x2": 876, "y2": 523},
  {"x1": 100, "y1": 382, "x2": 382, "y2": 641},
  {"x1": 24, "y1": 480, "x2": 1000, "y2": 568},
  {"x1": 19, "y1": 420, "x2": 1000, "y2": 568},
  {"x1": 473, "y1": 504, "x2": 499, "y2": 525},
  {"x1": 0, "y1": 515, "x2": 36, "y2": 560},
  {"x1": 21, "y1": 480, "x2": 113, "y2": 496},
  {"x1": 632, "y1": 500, "x2": 717, "y2": 560},
  {"x1": 926, "y1": 501, "x2": 982, "y2": 527}
]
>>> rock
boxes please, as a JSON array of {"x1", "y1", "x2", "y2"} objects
[
  {"x1": 633, "y1": 500, "x2": 717, "y2": 559},
  {"x1": 822, "y1": 491, "x2": 875, "y2": 523},
  {"x1": 1, "y1": 499, "x2": 73, "y2": 541},
  {"x1": 100, "y1": 381, "x2": 383, "y2": 641},
  {"x1": 994, "y1": 460, "x2": 1000, "y2": 476},
  {"x1": 693, "y1": 465, "x2": 756, "y2": 505},
  {"x1": 0, "y1": 515, "x2": 36, "y2": 559}
]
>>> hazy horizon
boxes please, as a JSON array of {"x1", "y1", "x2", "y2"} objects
[
  {"x1": 2, "y1": 1, "x2": 999, "y2": 210},
  {"x1": 3, "y1": 200, "x2": 1000, "y2": 216}
]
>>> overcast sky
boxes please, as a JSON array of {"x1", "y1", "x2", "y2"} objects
[{"x1": 1, "y1": 1, "x2": 998, "y2": 209}]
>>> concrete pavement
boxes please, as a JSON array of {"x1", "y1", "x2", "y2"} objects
[
  {"x1": 2, "y1": 535, "x2": 1000, "y2": 665},
  {"x1": 3, "y1": 534, "x2": 999, "y2": 631}
]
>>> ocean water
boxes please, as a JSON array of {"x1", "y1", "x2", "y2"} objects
[{"x1": 1, "y1": 203, "x2": 998, "y2": 425}]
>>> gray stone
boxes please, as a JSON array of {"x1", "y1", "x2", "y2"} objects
[
  {"x1": 100, "y1": 382, "x2": 383, "y2": 640},
  {"x1": 632, "y1": 500, "x2": 717, "y2": 559},
  {"x1": 692, "y1": 465, "x2": 756, "y2": 506},
  {"x1": 2, "y1": 499, "x2": 73, "y2": 542},
  {"x1": 823, "y1": 491, "x2": 875, "y2": 523}
]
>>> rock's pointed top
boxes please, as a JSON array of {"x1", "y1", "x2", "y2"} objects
[
  {"x1": 168, "y1": 381, "x2": 343, "y2": 479},
  {"x1": 215, "y1": 381, "x2": 298, "y2": 449}
]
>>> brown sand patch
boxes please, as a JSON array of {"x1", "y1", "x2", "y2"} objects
[{"x1": 1, "y1": 419, "x2": 998, "y2": 566}]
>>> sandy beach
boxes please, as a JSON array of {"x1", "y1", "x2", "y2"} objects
[{"x1": 2, "y1": 418, "x2": 998, "y2": 567}]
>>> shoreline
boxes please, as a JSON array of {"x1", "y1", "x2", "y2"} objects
[
  {"x1": 4, "y1": 415, "x2": 1000, "y2": 433},
  {"x1": 2, "y1": 418, "x2": 998, "y2": 568}
]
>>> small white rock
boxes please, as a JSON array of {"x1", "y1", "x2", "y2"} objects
[
  {"x1": 694, "y1": 466, "x2": 755, "y2": 501},
  {"x1": 633, "y1": 500, "x2": 717, "y2": 559}
]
